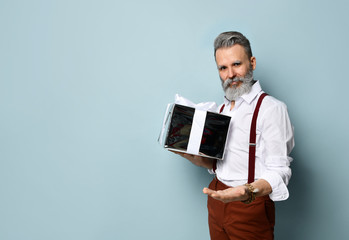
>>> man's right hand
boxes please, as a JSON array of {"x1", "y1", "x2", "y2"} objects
[{"x1": 171, "y1": 151, "x2": 214, "y2": 169}]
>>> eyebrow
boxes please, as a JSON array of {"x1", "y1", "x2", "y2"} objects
[{"x1": 217, "y1": 60, "x2": 241, "y2": 69}]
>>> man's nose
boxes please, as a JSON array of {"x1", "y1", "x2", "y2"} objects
[{"x1": 227, "y1": 67, "x2": 235, "y2": 79}]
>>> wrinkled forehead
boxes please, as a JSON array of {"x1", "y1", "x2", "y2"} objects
[
  {"x1": 215, "y1": 44, "x2": 250, "y2": 63},
  {"x1": 215, "y1": 42, "x2": 250, "y2": 57}
]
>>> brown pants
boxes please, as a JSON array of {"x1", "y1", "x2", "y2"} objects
[{"x1": 207, "y1": 178, "x2": 275, "y2": 240}]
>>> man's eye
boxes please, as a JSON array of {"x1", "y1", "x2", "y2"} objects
[
  {"x1": 219, "y1": 66, "x2": 227, "y2": 70},
  {"x1": 233, "y1": 62, "x2": 241, "y2": 66}
]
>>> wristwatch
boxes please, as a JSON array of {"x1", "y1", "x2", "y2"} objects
[{"x1": 241, "y1": 183, "x2": 258, "y2": 204}]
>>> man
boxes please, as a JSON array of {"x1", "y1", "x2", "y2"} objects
[{"x1": 175, "y1": 31, "x2": 294, "y2": 239}]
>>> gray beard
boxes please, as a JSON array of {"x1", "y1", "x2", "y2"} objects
[{"x1": 221, "y1": 69, "x2": 254, "y2": 101}]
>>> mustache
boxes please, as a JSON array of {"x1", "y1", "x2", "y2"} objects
[
  {"x1": 226, "y1": 76, "x2": 244, "y2": 83},
  {"x1": 221, "y1": 69, "x2": 254, "y2": 90},
  {"x1": 222, "y1": 76, "x2": 245, "y2": 90}
]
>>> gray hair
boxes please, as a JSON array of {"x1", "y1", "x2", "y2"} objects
[{"x1": 214, "y1": 31, "x2": 253, "y2": 59}]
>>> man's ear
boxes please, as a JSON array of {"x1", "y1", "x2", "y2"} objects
[{"x1": 250, "y1": 56, "x2": 256, "y2": 70}]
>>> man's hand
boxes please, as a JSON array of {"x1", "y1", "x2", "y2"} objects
[
  {"x1": 203, "y1": 185, "x2": 249, "y2": 203},
  {"x1": 171, "y1": 151, "x2": 214, "y2": 169},
  {"x1": 203, "y1": 179, "x2": 272, "y2": 203}
]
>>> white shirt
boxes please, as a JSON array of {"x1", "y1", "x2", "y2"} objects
[{"x1": 214, "y1": 81, "x2": 294, "y2": 201}]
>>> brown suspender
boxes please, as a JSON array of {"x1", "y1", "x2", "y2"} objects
[
  {"x1": 214, "y1": 93, "x2": 269, "y2": 184},
  {"x1": 247, "y1": 93, "x2": 268, "y2": 183}
]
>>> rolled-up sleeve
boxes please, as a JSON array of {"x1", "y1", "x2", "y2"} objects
[{"x1": 259, "y1": 102, "x2": 295, "y2": 201}]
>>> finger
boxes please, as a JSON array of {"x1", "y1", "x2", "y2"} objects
[
  {"x1": 203, "y1": 187, "x2": 215, "y2": 195},
  {"x1": 181, "y1": 153, "x2": 196, "y2": 161},
  {"x1": 205, "y1": 188, "x2": 231, "y2": 201},
  {"x1": 203, "y1": 188, "x2": 222, "y2": 199},
  {"x1": 183, "y1": 153, "x2": 194, "y2": 158}
]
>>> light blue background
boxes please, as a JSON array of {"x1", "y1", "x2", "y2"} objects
[{"x1": 1, "y1": 0, "x2": 348, "y2": 239}]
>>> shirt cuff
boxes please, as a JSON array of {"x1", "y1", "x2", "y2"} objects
[{"x1": 260, "y1": 171, "x2": 289, "y2": 201}]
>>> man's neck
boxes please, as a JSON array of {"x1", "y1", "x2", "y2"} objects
[{"x1": 230, "y1": 101, "x2": 235, "y2": 110}]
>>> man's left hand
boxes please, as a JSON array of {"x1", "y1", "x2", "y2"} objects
[{"x1": 203, "y1": 185, "x2": 248, "y2": 203}]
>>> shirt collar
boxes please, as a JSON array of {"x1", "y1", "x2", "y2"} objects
[{"x1": 223, "y1": 80, "x2": 263, "y2": 105}]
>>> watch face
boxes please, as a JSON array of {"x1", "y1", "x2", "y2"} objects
[{"x1": 165, "y1": 104, "x2": 231, "y2": 159}]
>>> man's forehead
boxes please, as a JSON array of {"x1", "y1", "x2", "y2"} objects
[{"x1": 215, "y1": 45, "x2": 249, "y2": 63}]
